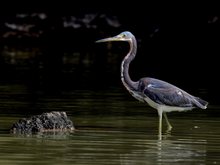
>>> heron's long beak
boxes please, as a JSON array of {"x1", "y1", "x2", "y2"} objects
[{"x1": 96, "y1": 36, "x2": 121, "y2": 43}]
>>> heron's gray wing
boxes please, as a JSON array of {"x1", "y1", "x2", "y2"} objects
[{"x1": 142, "y1": 82, "x2": 194, "y2": 107}]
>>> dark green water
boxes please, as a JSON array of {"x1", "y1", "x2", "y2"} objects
[{"x1": 0, "y1": 83, "x2": 219, "y2": 165}]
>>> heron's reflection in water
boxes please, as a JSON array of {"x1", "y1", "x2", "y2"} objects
[{"x1": 119, "y1": 135, "x2": 206, "y2": 165}]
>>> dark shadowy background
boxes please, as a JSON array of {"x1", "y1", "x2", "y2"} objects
[{"x1": 0, "y1": 2, "x2": 217, "y2": 104}]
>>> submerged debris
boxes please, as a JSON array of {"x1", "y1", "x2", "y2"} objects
[{"x1": 11, "y1": 111, "x2": 75, "y2": 134}]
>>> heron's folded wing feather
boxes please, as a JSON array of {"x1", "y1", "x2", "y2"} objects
[{"x1": 143, "y1": 84, "x2": 194, "y2": 107}]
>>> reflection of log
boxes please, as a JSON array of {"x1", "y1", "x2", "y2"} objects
[{"x1": 11, "y1": 111, "x2": 75, "y2": 134}]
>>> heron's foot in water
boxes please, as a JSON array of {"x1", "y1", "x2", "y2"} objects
[{"x1": 167, "y1": 125, "x2": 172, "y2": 132}]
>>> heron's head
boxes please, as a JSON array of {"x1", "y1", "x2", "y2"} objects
[{"x1": 96, "y1": 31, "x2": 133, "y2": 43}]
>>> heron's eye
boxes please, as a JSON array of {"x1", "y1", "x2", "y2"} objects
[{"x1": 121, "y1": 33, "x2": 126, "y2": 38}]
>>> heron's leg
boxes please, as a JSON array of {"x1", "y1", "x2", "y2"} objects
[
  {"x1": 158, "y1": 109, "x2": 163, "y2": 140},
  {"x1": 163, "y1": 113, "x2": 172, "y2": 131}
]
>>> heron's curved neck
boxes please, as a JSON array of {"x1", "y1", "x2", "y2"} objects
[{"x1": 121, "y1": 37, "x2": 137, "y2": 90}]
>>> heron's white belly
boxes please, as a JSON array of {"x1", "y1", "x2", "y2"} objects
[{"x1": 144, "y1": 97, "x2": 193, "y2": 112}]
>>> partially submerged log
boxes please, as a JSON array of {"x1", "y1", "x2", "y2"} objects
[{"x1": 11, "y1": 111, "x2": 75, "y2": 134}]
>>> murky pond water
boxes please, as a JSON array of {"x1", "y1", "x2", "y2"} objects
[{"x1": 0, "y1": 83, "x2": 219, "y2": 164}]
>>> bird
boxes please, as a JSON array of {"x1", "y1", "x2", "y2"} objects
[{"x1": 96, "y1": 31, "x2": 208, "y2": 139}]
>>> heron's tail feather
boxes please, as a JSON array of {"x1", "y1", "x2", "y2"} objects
[{"x1": 193, "y1": 97, "x2": 208, "y2": 109}]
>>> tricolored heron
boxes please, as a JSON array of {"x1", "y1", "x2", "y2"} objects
[{"x1": 96, "y1": 31, "x2": 208, "y2": 139}]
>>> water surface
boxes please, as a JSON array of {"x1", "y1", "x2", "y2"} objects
[{"x1": 0, "y1": 83, "x2": 219, "y2": 165}]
